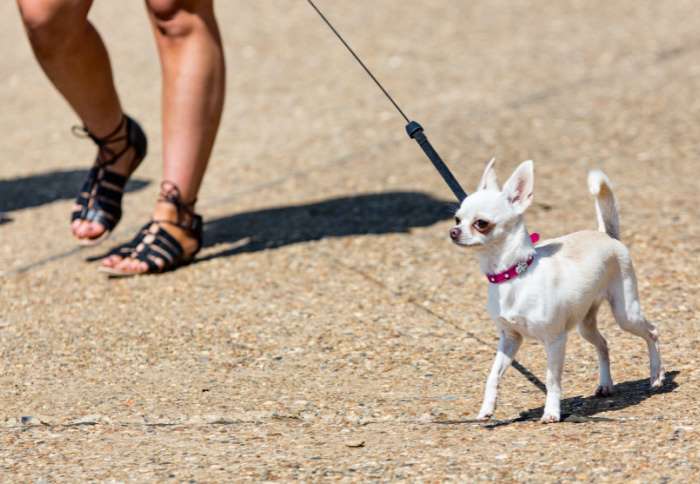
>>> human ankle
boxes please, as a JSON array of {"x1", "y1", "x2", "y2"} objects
[
  {"x1": 153, "y1": 200, "x2": 196, "y2": 226},
  {"x1": 85, "y1": 115, "x2": 133, "y2": 173},
  {"x1": 153, "y1": 201, "x2": 180, "y2": 223},
  {"x1": 85, "y1": 113, "x2": 125, "y2": 139}
]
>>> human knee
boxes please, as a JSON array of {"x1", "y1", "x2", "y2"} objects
[
  {"x1": 18, "y1": 0, "x2": 86, "y2": 52},
  {"x1": 147, "y1": 0, "x2": 211, "y2": 38}
]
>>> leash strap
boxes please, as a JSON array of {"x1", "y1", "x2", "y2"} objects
[
  {"x1": 307, "y1": 0, "x2": 468, "y2": 202},
  {"x1": 406, "y1": 121, "x2": 467, "y2": 201}
]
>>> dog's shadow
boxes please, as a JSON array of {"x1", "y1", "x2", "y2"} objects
[{"x1": 482, "y1": 370, "x2": 679, "y2": 428}]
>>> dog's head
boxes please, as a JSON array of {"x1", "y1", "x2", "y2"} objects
[{"x1": 450, "y1": 159, "x2": 534, "y2": 249}]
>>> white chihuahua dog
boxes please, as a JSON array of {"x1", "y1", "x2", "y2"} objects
[{"x1": 451, "y1": 159, "x2": 664, "y2": 423}]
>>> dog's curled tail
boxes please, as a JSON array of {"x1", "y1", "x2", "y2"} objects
[{"x1": 588, "y1": 169, "x2": 620, "y2": 240}]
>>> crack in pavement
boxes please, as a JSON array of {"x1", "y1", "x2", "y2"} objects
[{"x1": 4, "y1": 413, "x2": 642, "y2": 431}]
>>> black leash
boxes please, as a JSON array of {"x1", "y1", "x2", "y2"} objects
[{"x1": 307, "y1": 0, "x2": 468, "y2": 202}]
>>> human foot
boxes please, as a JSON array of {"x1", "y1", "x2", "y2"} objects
[
  {"x1": 100, "y1": 181, "x2": 202, "y2": 276},
  {"x1": 71, "y1": 115, "x2": 147, "y2": 245}
]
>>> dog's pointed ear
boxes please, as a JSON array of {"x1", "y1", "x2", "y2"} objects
[
  {"x1": 502, "y1": 160, "x2": 534, "y2": 214},
  {"x1": 477, "y1": 157, "x2": 499, "y2": 192}
]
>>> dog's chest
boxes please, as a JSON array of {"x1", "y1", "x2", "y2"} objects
[
  {"x1": 494, "y1": 311, "x2": 533, "y2": 336},
  {"x1": 487, "y1": 282, "x2": 550, "y2": 339}
]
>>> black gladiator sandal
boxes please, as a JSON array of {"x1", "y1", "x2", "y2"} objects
[
  {"x1": 100, "y1": 181, "x2": 203, "y2": 277},
  {"x1": 71, "y1": 115, "x2": 148, "y2": 245}
]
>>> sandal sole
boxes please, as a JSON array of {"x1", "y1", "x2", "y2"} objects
[{"x1": 98, "y1": 257, "x2": 196, "y2": 278}]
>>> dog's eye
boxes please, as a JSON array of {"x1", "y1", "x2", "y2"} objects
[
  {"x1": 455, "y1": 217, "x2": 461, "y2": 225},
  {"x1": 473, "y1": 219, "x2": 490, "y2": 232}
]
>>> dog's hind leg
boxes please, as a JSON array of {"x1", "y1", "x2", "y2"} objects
[
  {"x1": 577, "y1": 303, "x2": 614, "y2": 397},
  {"x1": 477, "y1": 330, "x2": 522, "y2": 420},
  {"x1": 608, "y1": 258, "x2": 664, "y2": 388}
]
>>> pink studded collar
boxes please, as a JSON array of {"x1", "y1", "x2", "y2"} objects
[{"x1": 486, "y1": 233, "x2": 540, "y2": 284}]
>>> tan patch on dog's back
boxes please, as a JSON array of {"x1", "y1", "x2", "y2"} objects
[{"x1": 537, "y1": 230, "x2": 619, "y2": 264}]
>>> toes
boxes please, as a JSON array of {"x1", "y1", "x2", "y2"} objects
[
  {"x1": 112, "y1": 258, "x2": 131, "y2": 273},
  {"x1": 476, "y1": 413, "x2": 492, "y2": 421},
  {"x1": 127, "y1": 260, "x2": 144, "y2": 274},
  {"x1": 84, "y1": 221, "x2": 106, "y2": 239},
  {"x1": 131, "y1": 260, "x2": 148, "y2": 274},
  {"x1": 117, "y1": 259, "x2": 136, "y2": 274},
  {"x1": 101, "y1": 255, "x2": 123, "y2": 268},
  {"x1": 74, "y1": 220, "x2": 90, "y2": 238},
  {"x1": 73, "y1": 219, "x2": 107, "y2": 241},
  {"x1": 114, "y1": 258, "x2": 149, "y2": 275}
]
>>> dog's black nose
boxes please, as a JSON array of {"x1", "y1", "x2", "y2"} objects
[{"x1": 450, "y1": 227, "x2": 461, "y2": 240}]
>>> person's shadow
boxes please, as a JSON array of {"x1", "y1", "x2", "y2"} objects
[
  {"x1": 197, "y1": 191, "x2": 455, "y2": 262},
  {"x1": 0, "y1": 169, "x2": 149, "y2": 214}
]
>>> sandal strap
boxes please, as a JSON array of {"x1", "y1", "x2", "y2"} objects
[
  {"x1": 131, "y1": 222, "x2": 187, "y2": 273},
  {"x1": 156, "y1": 181, "x2": 203, "y2": 247},
  {"x1": 105, "y1": 222, "x2": 152, "y2": 257},
  {"x1": 72, "y1": 116, "x2": 129, "y2": 168},
  {"x1": 70, "y1": 165, "x2": 124, "y2": 229},
  {"x1": 158, "y1": 181, "x2": 197, "y2": 224}
]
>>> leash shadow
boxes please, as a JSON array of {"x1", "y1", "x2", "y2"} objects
[
  {"x1": 482, "y1": 370, "x2": 679, "y2": 429},
  {"x1": 0, "y1": 169, "x2": 150, "y2": 214},
  {"x1": 196, "y1": 191, "x2": 455, "y2": 262}
]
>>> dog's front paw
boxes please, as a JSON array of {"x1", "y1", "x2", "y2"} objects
[
  {"x1": 540, "y1": 413, "x2": 560, "y2": 424},
  {"x1": 594, "y1": 384, "x2": 614, "y2": 397},
  {"x1": 476, "y1": 410, "x2": 493, "y2": 421}
]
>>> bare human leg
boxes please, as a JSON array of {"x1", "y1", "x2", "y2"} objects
[
  {"x1": 102, "y1": 0, "x2": 225, "y2": 274},
  {"x1": 17, "y1": 0, "x2": 140, "y2": 242}
]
